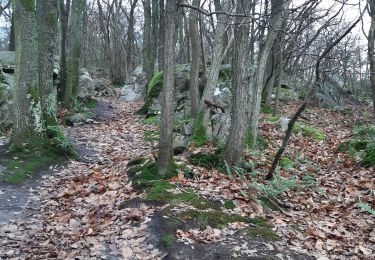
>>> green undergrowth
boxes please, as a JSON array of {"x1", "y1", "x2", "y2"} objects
[
  {"x1": 261, "y1": 103, "x2": 273, "y2": 114},
  {"x1": 143, "y1": 114, "x2": 159, "y2": 125},
  {"x1": 0, "y1": 148, "x2": 63, "y2": 184},
  {"x1": 246, "y1": 131, "x2": 268, "y2": 150},
  {"x1": 191, "y1": 112, "x2": 207, "y2": 147},
  {"x1": 293, "y1": 122, "x2": 326, "y2": 141},
  {"x1": 144, "y1": 130, "x2": 159, "y2": 142},
  {"x1": 137, "y1": 72, "x2": 164, "y2": 115},
  {"x1": 187, "y1": 148, "x2": 224, "y2": 171},
  {"x1": 338, "y1": 125, "x2": 375, "y2": 166},
  {"x1": 127, "y1": 157, "x2": 178, "y2": 190}
]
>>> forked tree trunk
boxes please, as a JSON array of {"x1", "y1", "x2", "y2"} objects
[
  {"x1": 158, "y1": 0, "x2": 177, "y2": 175},
  {"x1": 12, "y1": 0, "x2": 45, "y2": 148},
  {"x1": 189, "y1": 0, "x2": 201, "y2": 118},
  {"x1": 37, "y1": 0, "x2": 58, "y2": 126},
  {"x1": 223, "y1": 0, "x2": 251, "y2": 166}
]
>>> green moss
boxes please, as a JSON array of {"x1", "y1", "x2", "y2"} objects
[
  {"x1": 84, "y1": 98, "x2": 97, "y2": 109},
  {"x1": 293, "y1": 123, "x2": 326, "y2": 141},
  {"x1": 1, "y1": 149, "x2": 62, "y2": 184},
  {"x1": 248, "y1": 227, "x2": 280, "y2": 241},
  {"x1": 280, "y1": 157, "x2": 294, "y2": 170},
  {"x1": 131, "y1": 162, "x2": 177, "y2": 190},
  {"x1": 187, "y1": 149, "x2": 224, "y2": 171},
  {"x1": 160, "y1": 234, "x2": 175, "y2": 247},
  {"x1": 20, "y1": 0, "x2": 35, "y2": 12},
  {"x1": 261, "y1": 104, "x2": 273, "y2": 114},
  {"x1": 191, "y1": 112, "x2": 207, "y2": 147},
  {"x1": 144, "y1": 130, "x2": 159, "y2": 142},
  {"x1": 363, "y1": 146, "x2": 375, "y2": 166},
  {"x1": 147, "y1": 71, "x2": 164, "y2": 97},
  {"x1": 179, "y1": 209, "x2": 248, "y2": 229},
  {"x1": 128, "y1": 157, "x2": 147, "y2": 167},
  {"x1": 46, "y1": 126, "x2": 77, "y2": 157},
  {"x1": 266, "y1": 116, "x2": 279, "y2": 123},
  {"x1": 143, "y1": 115, "x2": 159, "y2": 125},
  {"x1": 224, "y1": 200, "x2": 235, "y2": 210}
]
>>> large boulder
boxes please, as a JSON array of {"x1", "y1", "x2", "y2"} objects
[
  {"x1": 0, "y1": 51, "x2": 15, "y2": 73},
  {"x1": 78, "y1": 69, "x2": 94, "y2": 98},
  {"x1": 120, "y1": 65, "x2": 147, "y2": 102},
  {"x1": 0, "y1": 73, "x2": 14, "y2": 132}
]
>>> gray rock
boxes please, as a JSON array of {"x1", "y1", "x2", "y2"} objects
[
  {"x1": 0, "y1": 51, "x2": 15, "y2": 71},
  {"x1": 65, "y1": 112, "x2": 96, "y2": 126},
  {"x1": 0, "y1": 72, "x2": 14, "y2": 132}
]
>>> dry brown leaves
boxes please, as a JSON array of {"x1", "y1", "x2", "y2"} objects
[{"x1": 0, "y1": 101, "x2": 161, "y2": 259}]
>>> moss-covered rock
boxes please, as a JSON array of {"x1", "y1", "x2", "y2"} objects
[
  {"x1": 293, "y1": 123, "x2": 326, "y2": 141},
  {"x1": 187, "y1": 148, "x2": 224, "y2": 171}
]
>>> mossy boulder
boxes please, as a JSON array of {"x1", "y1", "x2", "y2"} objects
[
  {"x1": 187, "y1": 148, "x2": 224, "y2": 171},
  {"x1": 293, "y1": 123, "x2": 326, "y2": 141}
]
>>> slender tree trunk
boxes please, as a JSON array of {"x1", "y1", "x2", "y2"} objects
[
  {"x1": 158, "y1": 0, "x2": 177, "y2": 175},
  {"x1": 126, "y1": 0, "x2": 138, "y2": 82},
  {"x1": 193, "y1": 0, "x2": 231, "y2": 141},
  {"x1": 158, "y1": 0, "x2": 165, "y2": 71},
  {"x1": 250, "y1": 0, "x2": 291, "y2": 147},
  {"x1": 143, "y1": 0, "x2": 153, "y2": 83},
  {"x1": 64, "y1": 0, "x2": 85, "y2": 107},
  {"x1": 37, "y1": 0, "x2": 58, "y2": 126},
  {"x1": 151, "y1": 0, "x2": 158, "y2": 70},
  {"x1": 58, "y1": 0, "x2": 70, "y2": 101},
  {"x1": 11, "y1": 0, "x2": 45, "y2": 149},
  {"x1": 189, "y1": 0, "x2": 201, "y2": 118},
  {"x1": 368, "y1": 0, "x2": 375, "y2": 114},
  {"x1": 223, "y1": 0, "x2": 251, "y2": 166}
]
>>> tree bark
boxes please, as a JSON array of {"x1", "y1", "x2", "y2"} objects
[
  {"x1": 64, "y1": 0, "x2": 85, "y2": 107},
  {"x1": 58, "y1": 0, "x2": 70, "y2": 101},
  {"x1": 158, "y1": 0, "x2": 177, "y2": 175},
  {"x1": 11, "y1": 0, "x2": 45, "y2": 148},
  {"x1": 143, "y1": 0, "x2": 153, "y2": 83},
  {"x1": 223, "y1": 0, "x2": 251, "y2": 166},
  {"x1": 368, "y1": 0, "x2": 375, "y2": 114},
  {"x1": 37, "y1": 0, "x2": 58, "y2": 126},
  {"x1": 250, "y1": 0, "x2": 291, "y2": 148},
  {"x1": 189, "y1": 0, "x2": 201, "y2": 118},
  {"x1": 158, "y1": 0, "x2": 165, "y2": 71}
]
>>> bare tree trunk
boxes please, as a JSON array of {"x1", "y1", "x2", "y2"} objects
[
  {"x1": 158, "y1": 0, "x2": 177, "y2": 175},
  {"x1": 143, "y1": 0, "x2": 153, "y2": 83},
  {"x1": 37, "y1": 0, "x2": 58, "y2": 126},
  {"x1": 158, "y1": 0, "x2": 165, "y2": 71},
  {"x1": 58, "y1": 0, "x2": 70, "y2": 101},
  {"x1": 11, "y1": 0, "x2": 45, "y2": 149},
  {"x1": 64, "y1": 0, "x2": 85, "y2": 107},
  {"x1": 368, "y1": 0, "x2": 375, "y2": 114},
  {"x1": 189, "y1": 0, "x2": 201, "y2": 118},
  {"x1": 125, "y1": 0, "x2": 138, "y2": 82},
  {"x1": 151, "y1": 0, "x2": 158, "y2": 70},
  {"x1": 193, "y1": 0, "x2": 231, "y2": 142},
  {"x1": 223, "y1": 0, "x2": 251, "y2": 166},
  {"x1": 250, "y1": 0, "x2": 291, "y2": 148}
]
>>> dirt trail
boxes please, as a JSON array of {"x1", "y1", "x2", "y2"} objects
[{"x1": 0, "y1": 100, "x2": 315, "y2": 259}]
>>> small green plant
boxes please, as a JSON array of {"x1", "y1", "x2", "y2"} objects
[
  {"x1": 301, "y1": 173, "x2": 317, "y2": 188},
  {"x1": 224, "y1": 200, "x2": 235, "y2": 210},
  {"x1": 160, "y1": 234, "x2": 175, "y2": 247},
  {"x1": 280, "y1": 157, "x2": 294, "y2": 170},
  {"x1": 144, "y1": 130, "x2": 159, "y2": 142},
  {"x1": 358, "y1": 202, "x2": 375, "y2": 215},
  {"x1": 252, "y1": 175, "x2": 297, "y2": 198}
]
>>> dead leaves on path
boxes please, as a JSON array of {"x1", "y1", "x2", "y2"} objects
[{"x1": 0, "y1": 102, "x2": 161, "y2": 259}]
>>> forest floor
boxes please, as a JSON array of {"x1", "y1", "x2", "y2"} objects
[{"x1": 0, "y1": 98, "x2": 374, "y2": 259}]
